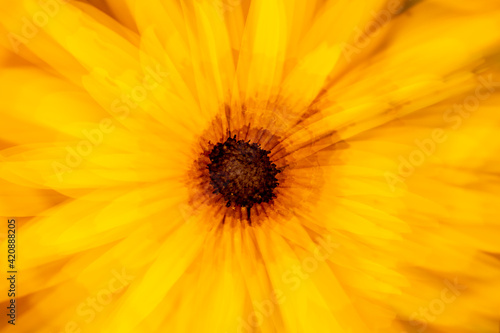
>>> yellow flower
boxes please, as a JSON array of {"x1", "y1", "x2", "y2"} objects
[{"x1": 1, "y1": 0, "x2": 500, "y2": 332}]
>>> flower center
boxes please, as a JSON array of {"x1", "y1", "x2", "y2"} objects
[{"x1": 208, "y1": 135, "x2": 281, "y2": 210}]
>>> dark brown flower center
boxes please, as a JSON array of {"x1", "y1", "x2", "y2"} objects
[{"x1": 208, "y1": 136, "x2": 281, "y2": 211}]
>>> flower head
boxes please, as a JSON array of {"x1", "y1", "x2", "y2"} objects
[{"x1": 1, "y1": 0, "x2": 500, "y2": 332}]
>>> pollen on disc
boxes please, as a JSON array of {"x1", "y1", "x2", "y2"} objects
[{"x1": 207, "y1": 135, "x2": 281, "y2": 210}]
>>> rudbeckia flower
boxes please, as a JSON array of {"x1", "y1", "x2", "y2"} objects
[{"x1": 1, "y1": 0, "x2": 500, "y2": 332}]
